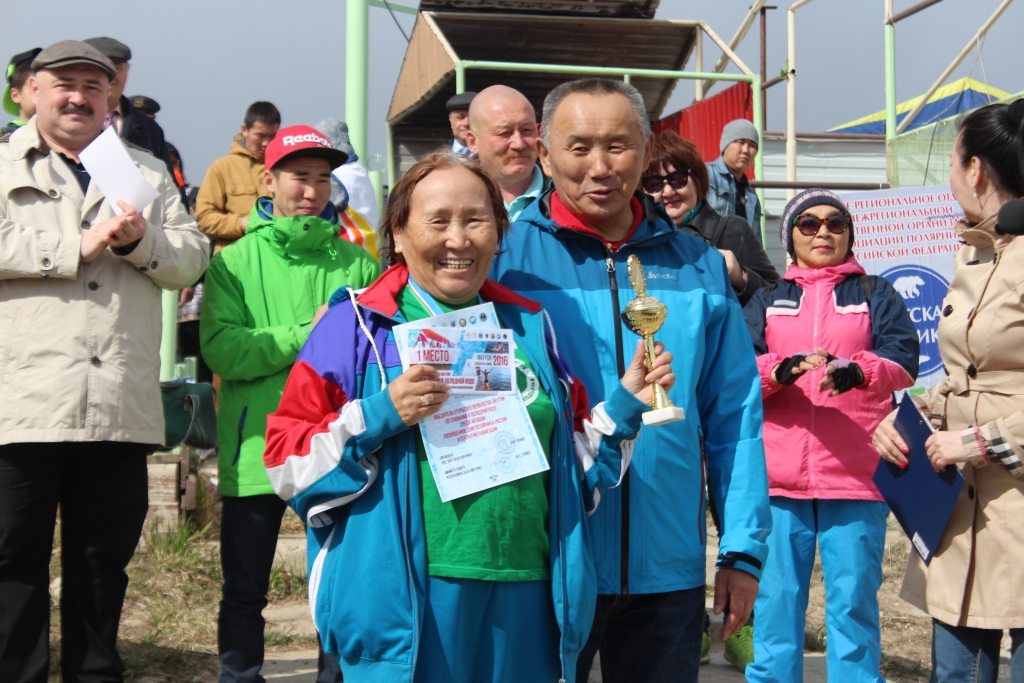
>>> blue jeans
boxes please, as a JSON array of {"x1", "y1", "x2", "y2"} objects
[
  {"x1": 746, "y1": 497, "x2": 888, "y2": 683},
  {"x1": 931, "y1": 620, "x2": 1024, "y2": 683},
  {"x1": 575, "y1": 587, "x2": 706, "y2": 683}
]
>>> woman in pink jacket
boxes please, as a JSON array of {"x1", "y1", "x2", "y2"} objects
[{"x1": 742, "y1": 189, "x2": 919, "y2": 683}]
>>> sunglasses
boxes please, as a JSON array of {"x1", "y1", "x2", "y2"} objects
[
  {"x1": 794, "y1": 212, "x2": 851, "y2": 236},
  {"x1": 641, "y1": 169, "x2": 690, "y2": 195}
]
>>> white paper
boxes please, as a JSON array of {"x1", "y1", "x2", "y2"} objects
[
  {"x1": 394, "y1": 304, "x2": 549, "y2": 502},
  {"x1": 79, "y1": 126, "x2": 159, "y2": 215}
]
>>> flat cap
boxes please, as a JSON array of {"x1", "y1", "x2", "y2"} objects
[
  {"x1": 130, "y1": 95, "x2": 160, "y2": 116},
  {"x1": 31, "y1": 40, "x2": 116, "y2": 79},
  {"x1": 83, "y1": 37, "x2": 131, "y2": 62},
  {"x1": 445, "y1": 91, "x2": 477, "y2": 112}
]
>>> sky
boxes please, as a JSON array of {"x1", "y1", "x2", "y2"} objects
[{"x1": 5, "y1": 0, "x2": 1022, "y2": 183}]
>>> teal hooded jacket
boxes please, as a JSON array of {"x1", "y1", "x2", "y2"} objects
[
  {"x1": 491, "y1": 191, "x2": 771, "y2": 594},
  {"x1": 201, "y1": 197, "x2": 380, "y2": 497}
]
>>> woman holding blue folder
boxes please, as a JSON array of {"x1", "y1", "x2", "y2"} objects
[
  {"x1": 742, "y1": 189, "x2": 919, "y2": 683},
  {"x1": 874, "y1": 100, "x2": 1024, "y2": 683}
]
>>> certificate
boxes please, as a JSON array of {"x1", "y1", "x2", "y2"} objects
[
  {"x1": 400, "y1": 327, "x2": 515, "y2": 395},
  {"x1": 394, "y1": 304, "x2": 549, "y2": 502}
]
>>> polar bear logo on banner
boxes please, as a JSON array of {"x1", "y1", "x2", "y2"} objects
[
  {"x1": 893, "y1": 275, "x2": 926, "y2": 300},
  {"x1": 881, "y1": 266, "x2": 950, "y2": 378}
]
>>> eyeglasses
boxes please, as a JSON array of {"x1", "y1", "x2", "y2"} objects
[
  {"x1": 640, "y1": 169, "x2": 690, "y2": 195},
  {"x1": 794, "y1": 213, "x2": 851, "y2": 236}
]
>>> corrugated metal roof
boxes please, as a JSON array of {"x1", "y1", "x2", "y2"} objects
[
  {"x1": 388, "y1": 12, "x2": 696, "y2": 175},
  {"x1": 654, "y1": 82, "x2": 754, "y2": 174},
  {"x1": 418, "y1": 0, "x2": 660, "y2": 18}
]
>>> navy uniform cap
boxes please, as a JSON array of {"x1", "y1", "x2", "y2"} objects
[{"x1": 131, "y1": 95, "x2": 160, "y2": 116}]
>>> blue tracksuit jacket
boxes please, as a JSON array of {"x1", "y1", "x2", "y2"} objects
[
  {"x1": 491, "y1": 191, "x2": 772, "y2": 594},
  {"x1": 264, "y1": 265, "x2": 647, "y2": 682}
]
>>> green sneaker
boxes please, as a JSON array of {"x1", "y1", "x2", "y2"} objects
[
  {"x1": 701, "y1": 631, "x2": 711, "y2": 665},
  {"x1": 723, "y1": 624, "x2": 754, "y2": 673}
]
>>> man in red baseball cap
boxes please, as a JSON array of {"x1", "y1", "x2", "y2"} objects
[{"x1": 201, "y1": 125, "x2": 380, "y2": 683}]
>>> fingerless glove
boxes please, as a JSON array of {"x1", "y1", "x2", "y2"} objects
[
  {"x1": 827, "y1": 356, "x2": 865, "y2": 394},
  {"x1": 774, "y1": 355, "x2": 807, "y2": 385}
]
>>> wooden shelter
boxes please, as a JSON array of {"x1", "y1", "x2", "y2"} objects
[{"x1": 387, "y1": 7, "x2": 698, "y2": 176}]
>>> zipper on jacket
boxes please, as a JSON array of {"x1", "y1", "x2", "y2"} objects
[
  {"x1": 231, "y1": 406, "x2": 248, "y2": 467},
  {"x1": 556, "y1": 389, "x2": 569, "y2": 683},
  {"x1": 809, "y1": 285, "x2": 820, "y2": 495},
  {"x1": 605, "y1": 250, "x2": 629, "y2": 595},
  {"x1": 404, "y1": 433, "x2": 421, "y2": 678}
]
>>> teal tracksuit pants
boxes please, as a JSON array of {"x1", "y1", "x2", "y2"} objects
[
  {"x1": 414, "y1": 576, "x2": 561, "y2": 683},
  {"x1": 745, "y1": 497, "x2": 889, "y2": 683}
]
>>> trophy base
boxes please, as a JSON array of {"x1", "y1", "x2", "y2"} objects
[{"x1": 642, "y1": 406, "x2": 685, "y2": 426}]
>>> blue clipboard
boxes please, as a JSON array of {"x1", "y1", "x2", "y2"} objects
[{"x1": 872, "y1": 398, "x2": 965, "y2": 564}]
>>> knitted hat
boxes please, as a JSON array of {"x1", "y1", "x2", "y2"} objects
[
  {"x1": 315, "y1": 117, "x2": 357, "y2": 158},
  {"x1": 719, "y1": 119, "x2": 759, "y2": 154},
  {"x1": 778, "y1": 188, "x2": 854, "y2": 256}
]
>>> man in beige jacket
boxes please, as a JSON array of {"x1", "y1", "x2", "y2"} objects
[
  {"x1": 196, "y1": 101, "x2": 280, "y2": 252},
  {"x1": 0, "y1": 40, "x2": 209, "y2": 682}
]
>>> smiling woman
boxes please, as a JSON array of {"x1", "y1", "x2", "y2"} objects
[
  {"x1": 641, "y1": 131, "x2": 778, "y2": 305},
  {"x1": 379, "y1": 151, "x2": 509, "y2": 304},
  {"x1": 263, "y1": 149, "x2": 677, "y2": 682}
]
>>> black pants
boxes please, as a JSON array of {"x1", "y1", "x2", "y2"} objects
[
  {"x1": 217, "y1": 495, "x2": 341, "y2": 683},
  {"x1": 576, "y1": 587, "x2": 706, "y2": 683},
  {"x1": 0, "y1": 442, "x2": 151, "y2": 683}
]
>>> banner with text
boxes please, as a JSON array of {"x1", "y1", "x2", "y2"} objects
[{"x1": 838, "y1": 185, "x2": 964, "y2": 390}]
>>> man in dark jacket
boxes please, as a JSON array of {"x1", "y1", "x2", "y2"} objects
[{"x1": 82, "y1": 37, "x2": 177, "y2": 183}]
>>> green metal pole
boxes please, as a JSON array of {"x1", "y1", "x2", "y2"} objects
[
  {"x1": 159, "y1": 289, "x2": 177, "y2": 380},
  {"x1": 386, "y1": 122, "x2": 396, "y2": 198},
  {"x1": 346, "y1": 0, "x2": 369, "y2": 160},
  {"x1": 623, "y1": 73, "x2": 631, "y2": 84},
  {"x1": 455, "y1": 61, "x2": 466, "y2": 94},
  {"x1": 369, "y1": 170, "x2": 383, "y2": 217},
  {"x1": 884, "y1": 19, "x2": 898, "y2": 140},
  {"x1": 459, "y1": 60, "x2": 753, "y2": 84},
  {"x1": 751, "y1": 74, "x2": 767, "y2": 245}
]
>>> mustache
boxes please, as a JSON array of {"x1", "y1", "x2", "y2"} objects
[
  {"x1": 59, "y1": 102, "x2": 95, "y2": 116},
  {"x1": 498, "y1": 149, "x2": 533, "y2": 164}
]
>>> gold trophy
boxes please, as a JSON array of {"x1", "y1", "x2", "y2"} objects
[{"x1": 621, "y1": 254, "x2": 685, "y2": 426}]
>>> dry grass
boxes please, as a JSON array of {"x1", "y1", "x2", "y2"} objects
[
  {"x1": 44, "y1": 501, "x2": 939, "y2": 681},
  {"x1": 46, "y1": 501, "x2": 311, "y2": 682},
  {"x1": 279, "y1": 506, "x2": 306, "y2": 536}
]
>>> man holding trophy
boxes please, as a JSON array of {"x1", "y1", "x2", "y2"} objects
[{"x1": 490, "y1": 78, "x2": 771, "y2": 683}]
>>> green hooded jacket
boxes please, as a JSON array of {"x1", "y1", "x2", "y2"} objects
[{"x1": 201, "y1": 197, "x2": 381, "y2": 496}]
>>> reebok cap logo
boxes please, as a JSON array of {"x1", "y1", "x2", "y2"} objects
[{"x1": 282, "y1": 133, "x2": 330, "y2": 148}]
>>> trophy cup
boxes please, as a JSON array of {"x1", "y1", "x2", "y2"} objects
[{"x1": 621, "y1": 254, "x2": 685, "y2": 426}]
